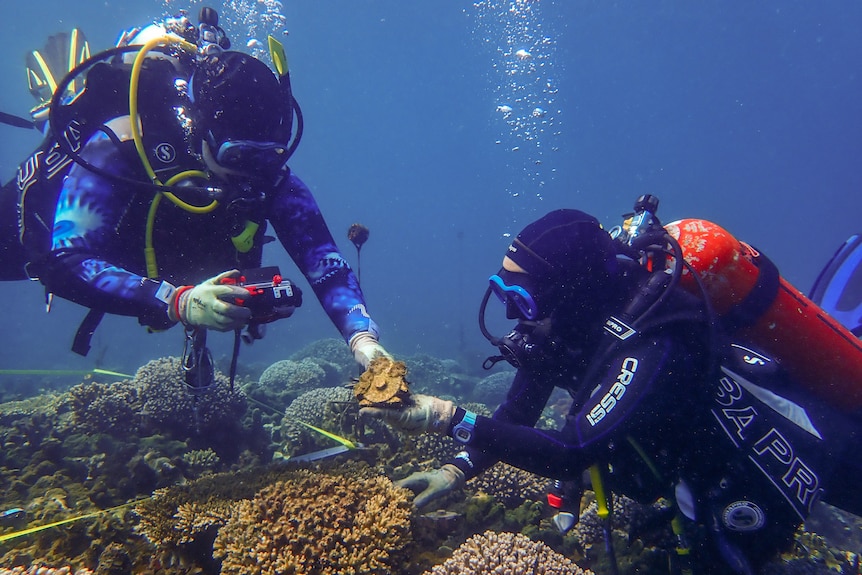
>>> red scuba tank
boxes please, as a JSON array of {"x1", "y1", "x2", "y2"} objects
[{"x1": 665, "y1": 218, "x2": 862, "y2": 412}]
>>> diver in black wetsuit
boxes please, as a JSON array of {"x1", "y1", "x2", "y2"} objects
[
  {"x1": 0, "y1": 10, "x2": 390, "y2": 369},
  {"x1": 363, "y1": 208, "x2": 862, "y2": 574}
]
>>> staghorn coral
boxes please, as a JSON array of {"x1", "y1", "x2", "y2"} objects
[
  {"x1": 133, "y1": 467, "x2": 275, "y2": 549},
  {"x1": 172, "y1": 500, "x2": 235, "y2": 544},
  {"x1": 213, "y1": 470, "x2": 412, "y2": 575},
  {"x1": 425, "y1": 530, "x2": 592, "y2": 575},
  {"x1": 181, "y1": 448, "x2": 220, "y2": 478}
]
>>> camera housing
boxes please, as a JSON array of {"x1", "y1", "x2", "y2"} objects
[{"x1": 220, "y1": 266, "x2": 302, "y2": 324}]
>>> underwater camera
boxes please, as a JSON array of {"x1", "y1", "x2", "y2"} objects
[
  {"x1": 220, "y1": 266, "x2": 303, "y2": 334},
  {"x1": 184, "y1": 267, "x2": 303, "y2": 394}
]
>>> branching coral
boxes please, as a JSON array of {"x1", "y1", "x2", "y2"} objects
[
  {"x1": 467, "y1": 462, "x2": 552, "y2": 507},
  {"x1": 424, "y1": 530, "x2": 593, "y2": 575},
  {"x1": 213, "y1": 470, "x2": 412, "y2": 575}
]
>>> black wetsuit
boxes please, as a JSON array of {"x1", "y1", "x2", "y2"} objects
[{"x1": 449, "y1": 291, "x2": 861, "y2": 572}]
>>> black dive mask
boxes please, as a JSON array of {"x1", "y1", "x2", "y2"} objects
[{"x1": 206, "y1": 132, "x2": 290, "y2": 181}]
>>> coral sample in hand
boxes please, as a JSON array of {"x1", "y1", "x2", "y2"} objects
[{"x1": 353, "y1": 357, "x2": 410, "y2": 407}]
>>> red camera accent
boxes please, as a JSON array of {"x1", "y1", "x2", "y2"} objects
[{"x1": 547, "y1": 492, "x2": 564, "y2": 509}]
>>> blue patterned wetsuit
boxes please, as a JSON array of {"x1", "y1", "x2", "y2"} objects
[
  {"x1": 447, "y1": 295, "x2": 862, "y2": 572},
  {"x1": 1, "y1": 120, "x2": 377, "y2": 345}
]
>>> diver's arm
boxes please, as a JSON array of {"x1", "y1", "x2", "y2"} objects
[
  {"x1": 447, "y1": 368, "x2": 560, "y2": 480},
  {"x1": 452, "y1": 335, "x2": 681, "y2": 479},
  {"x1": 267, "y1": 171, "x2": 377, "y2": 342},
  {"x1": 37, "y1": 134, "x2": 176, "y2": 329}
]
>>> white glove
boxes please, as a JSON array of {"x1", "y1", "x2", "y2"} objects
[
  {"x1": 396, "y1": 464, "x2": 466, "y2": 508},
  {"x1": 360, "y1": 394, "x2": 456, "y2": 435},
  {"x1": 349, "y1": 330, "x2": 392, "y2": 369},
  {"x1": 170, "y1": 270, "x2": 252, "y2": 331}
]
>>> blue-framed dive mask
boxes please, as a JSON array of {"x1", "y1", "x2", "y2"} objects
[{"x1": 489, "y1": 271, "x2": 542, "y2": 320}]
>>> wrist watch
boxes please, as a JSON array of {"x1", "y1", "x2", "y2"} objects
[{"x1": 452, "y1": 410, "x2": 477, "y2": 444}]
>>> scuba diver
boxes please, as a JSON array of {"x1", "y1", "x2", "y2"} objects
[
  {"x1": 362, "y1": 199, "x2": 862, "y2": 574},
  {"x1": 0, "y1": 8, "x2": 391, "y2": 379}
]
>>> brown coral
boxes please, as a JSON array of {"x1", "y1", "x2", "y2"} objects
[
  {"x1": 467, "y1": 462, "x2": 553, "y2": 507},
  {"x1": 353, "y1": 357, "x2": 410, "y2": 407},
  {"x1": 425, "y1": 530, "x2": 592, "y2": 575},
  {"x1": 214, "y1": 470, "x2": 412, "y2": 575}
]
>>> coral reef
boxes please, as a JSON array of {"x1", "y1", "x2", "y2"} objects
[
  {"x1": 403, "y1": 354, "x2": 474, "y2": 398},
  {"x1": 470, "y1": 370, "x2": 515, "y2": 406},
  {"x1": 68, "y1": 381, "x2": 138, "y2": 436},
  {"x1": 467, "y1": 462, "x2": 552, "y2": 507},
  {"x1": 2, "y1": 339, "x2": 861, "y2": 575},
  {"x1": 135, "y1": 357, "x2": 246, "y2": 440},
  {"x1": 67, "y1": 357, "x2": 248, "y2": 445},
  {"x1": 213, "y1": 470, "x2": 413, "y2": 575},
  {"x1": 278, "y1": 386, "x2": 354, "y2": 456},
  {"x1": 290, "y1": 337, "x2": 357, "y2": 383},
  {"x1": 180, "y1": 448, "x2": 221, "y2": 478},
  {"x1": 424, "y1": 530, "x2": 593, "y2": 575},
  {"x1": 258, "y1": 358, "x2": 327, "y2": 396},
  {"x1": 0, "y1": 567, "x2": 94, "y2": 575}
]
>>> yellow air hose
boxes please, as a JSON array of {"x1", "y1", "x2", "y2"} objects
[{"x1": 127, "y1": 36, "x2": 219, "y2": 277}]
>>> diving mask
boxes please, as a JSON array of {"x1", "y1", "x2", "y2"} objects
[
  {"x1": 489, "y1": 271, "x2": 542, "y2": 320},
  {"x1": 204, "y1": 134, "x2": 289, "y2": 180},
  {"x1": 214, "y1": 139, "x2": 288, "y2": 173}
]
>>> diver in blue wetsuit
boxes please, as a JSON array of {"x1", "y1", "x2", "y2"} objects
[
  {"x1": 0, "y1": 9, "x2": 389, "y2": 369},
  {"x1": 363, "y1": 207, "x2": 862, "y2": 574}
]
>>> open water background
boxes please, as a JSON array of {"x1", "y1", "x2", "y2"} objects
[{"x1": 1, "y1": 0, "x2": 860, "y2": 378}]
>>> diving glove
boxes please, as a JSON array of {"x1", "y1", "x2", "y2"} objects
[
  {"x1": 396, "y1": 464, "x2": 465, "y2": 508},
  {"x1": 170, "y1": 270, "x2": 252, "y2": 331},
  {"x1": 350, "y1": 330, "x2": 393, "y2": 369},
  {"x1": 360, "y1": 394, "x2": 455, "y2": 435}
]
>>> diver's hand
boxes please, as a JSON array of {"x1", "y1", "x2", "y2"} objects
[
  {"x1": 396, "y1": 464, "x2": 465, "y2": 508},
  {"x1": 350, "y1": 330, "x2": 392, "y2": 369},
  {"x1": 170, "y1": 270, "x2": 252, "y2": 331},
  {"x1": 360, "y1": 394, "x2": 455, "y2": 435}
]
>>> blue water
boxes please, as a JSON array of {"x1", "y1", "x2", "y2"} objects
[{"x1": 1, "y1": 0, "x2": 861, "y2": 376}]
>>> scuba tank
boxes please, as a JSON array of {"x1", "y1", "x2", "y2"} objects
[{"x1": 665, "y1": 218, "x2": 862, "y2": 412}]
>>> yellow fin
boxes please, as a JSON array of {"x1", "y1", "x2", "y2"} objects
[{"x1": 267, "y1": 35, "x2": 288, "y2": 77}]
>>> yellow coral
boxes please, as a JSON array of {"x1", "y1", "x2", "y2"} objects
[{"x1": 214, "y1": 470, "x2": 412, "y2": 575}]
